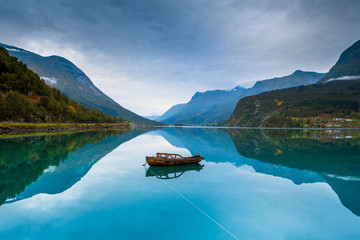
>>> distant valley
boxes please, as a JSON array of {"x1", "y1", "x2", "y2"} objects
[{"x1": 156, "y1": 70, "x2": 325, "y2": 125}]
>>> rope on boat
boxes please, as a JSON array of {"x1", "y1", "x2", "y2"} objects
[{"x1": 147, "y1": 167, "x2": 240, "y2": 240}]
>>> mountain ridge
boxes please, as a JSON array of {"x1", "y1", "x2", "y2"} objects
[
  {"x1": 318, "y1": 40, "x2": 360, "y2": 83},
  {"x1": 229, "y1": 40, "x2": 360, "y2": 128},
  {"x1": 0, "y1": 46, "x2": 126, "y2": 123},
  {"x1": 155, "y1": 103, "x2": 186, "y2": 122},
  {"x1": 158, "y1": 70, "x2": 325, "y2": 125},
  {"x1": 0, "y1": 43, "x2": 155, "y2": 124}
]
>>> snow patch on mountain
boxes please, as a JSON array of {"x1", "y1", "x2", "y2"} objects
[
  {"x1": 323, "y1": 75, "x2": 360, "y2": 83},
  {"x1": 41, "y1": 76, "x2": 57, "y2": 85},
  {"x1": 5, "y1": 47, "x2": 21, "y2": 52}
]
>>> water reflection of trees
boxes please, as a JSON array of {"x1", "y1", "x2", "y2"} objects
[
  {"x1": 231, "y1": 129, "x2": 360, "y2": 177},
  {"x1": 230, "y1": 129, "x2": 360, "y2": 216},
  {"x1": 156, "y1": 127, "x2": 360, "y2": 216},
  {"x1": 0, "y1": 130, "x2": 127, "y2": 205}
]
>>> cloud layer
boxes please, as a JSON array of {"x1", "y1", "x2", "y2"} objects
[{"x1": 0, "y1": 0, "x2": 359, "y2": 115}]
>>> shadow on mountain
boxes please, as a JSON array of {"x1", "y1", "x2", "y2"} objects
[
  {"x1": 0, "y1": 128, "x2": 151, "y2": 206},
  {"x1": 231, "y1": 129, "x2": 360, "y2": 216}
]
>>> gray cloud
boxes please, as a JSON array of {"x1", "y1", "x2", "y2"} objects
[{"x1": 0, "y1": 0, "x2": 359, "y2": 115}]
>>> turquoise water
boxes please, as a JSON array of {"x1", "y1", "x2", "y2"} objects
[{"x1": 0, "y1": 128, "x2": 360, "y2": 239}]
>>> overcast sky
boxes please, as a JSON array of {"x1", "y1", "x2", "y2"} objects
[{"x1": 0, "y1": 0, "x2": 359, "y2": 116}]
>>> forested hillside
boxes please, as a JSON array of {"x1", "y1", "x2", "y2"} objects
[
  {"x1": 0, "y1": 47, "x2": 125, "y2": 123},
  {"x1": 228, "y1": 80, "x2": 360, "y2": 128},
  {"x1": 0, "y1": 43, "x2": 154, "y2": 124},
  {"x1": 229, "y1": 40, "x2": 360, "y2": 128}
]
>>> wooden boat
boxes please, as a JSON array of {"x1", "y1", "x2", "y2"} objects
[
  {"x1": 145, "y1": 163, "x2": 204, "y2": 179},
  {"x1": 146, "y1": 153, "x2": 203, "y2": 166}
]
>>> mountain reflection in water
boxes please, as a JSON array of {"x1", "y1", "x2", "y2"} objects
[
  {"x1": 231, "y1": 129, "x2": 360, "y2": 216},
  {"x1": 156, "y1": 127, "x2": 360, "y2": 217},
  {"x1": 1, "y1": 127, "x2": 359, "y2": 219},
  {"x1": 0, "y1": 129, "x2": 151, "y2": 205}
]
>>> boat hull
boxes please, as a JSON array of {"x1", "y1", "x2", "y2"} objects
[{"x1": 146, "y1": 156, "x2": 203, "y2": 166}]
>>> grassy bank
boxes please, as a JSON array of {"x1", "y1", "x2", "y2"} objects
[{"x1": 0, "y1": 122, "x2": 130, "y2": 134}]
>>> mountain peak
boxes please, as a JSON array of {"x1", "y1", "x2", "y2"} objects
[
  {"x1": 191, "y1": 91, "x2": 202, "y2": 100},
  {"x1": 292, "y1": 70, "x2": 304, "y2": 75},
  {"x1": 233, "y1": 85, "x2": 246, "y2": 91},
  {"x1": 318, "y1": 40, "x2": 360, "y2": 83}
]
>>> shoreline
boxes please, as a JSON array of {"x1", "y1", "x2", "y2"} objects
[
  {"x1": 0, "y1": 122, "x2": 130, "y2": 135},
  {"x1": 156, "y1": 125, "x2": 360, "y2": 130},
  {"x1": 1, "y1": 122, "x2": 359, "y2": 137}
]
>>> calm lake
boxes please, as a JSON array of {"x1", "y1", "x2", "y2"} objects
[{"x1": 0, "y1": 127, "x2": 359, "y2": 239}]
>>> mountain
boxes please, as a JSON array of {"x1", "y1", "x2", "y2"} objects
[
  {"x1": 143, "y1": 115, "x2": 161, "y2": 121},
  {"x1": 0, "y1": 43, "x2": 154, "y2": 124},
  {"x1": 159, "y1": 87, "x2": 246, "y2": 125},
  {"x1": 318, "y1": 40, "x2": 360, "y2": 83},
  {"x1": 0, "y1": 46, "x2": 125, "y2": 123},
  {"x1": 155, "y1": 103, "x2": 186, "y2": 122},
  {"x1": 229, "y1": 40, "x2": 360, "y2": 128},
  {"x1": 244, "y1": 70, "x2": 325, "y2": 96},
  {"x1": 158, "y1": 70, "x2": 324, "y2": 125},
  {"x1": 229, "y1": 80, "x2": 360, "y2": 127}
]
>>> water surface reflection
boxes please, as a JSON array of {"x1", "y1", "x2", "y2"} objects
[
  {"x1": 157, "y1": 127, "x2": 360, "y2": 216},
  {"x1": 0, "y1": 127, "x2": 359, "y2": 240},
  {"x1": 0, "y1": 129, "x2": 150, "y2": 205},
  {"x1": 145, "y1": 163, "x2": 204, "y2": 179}
]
